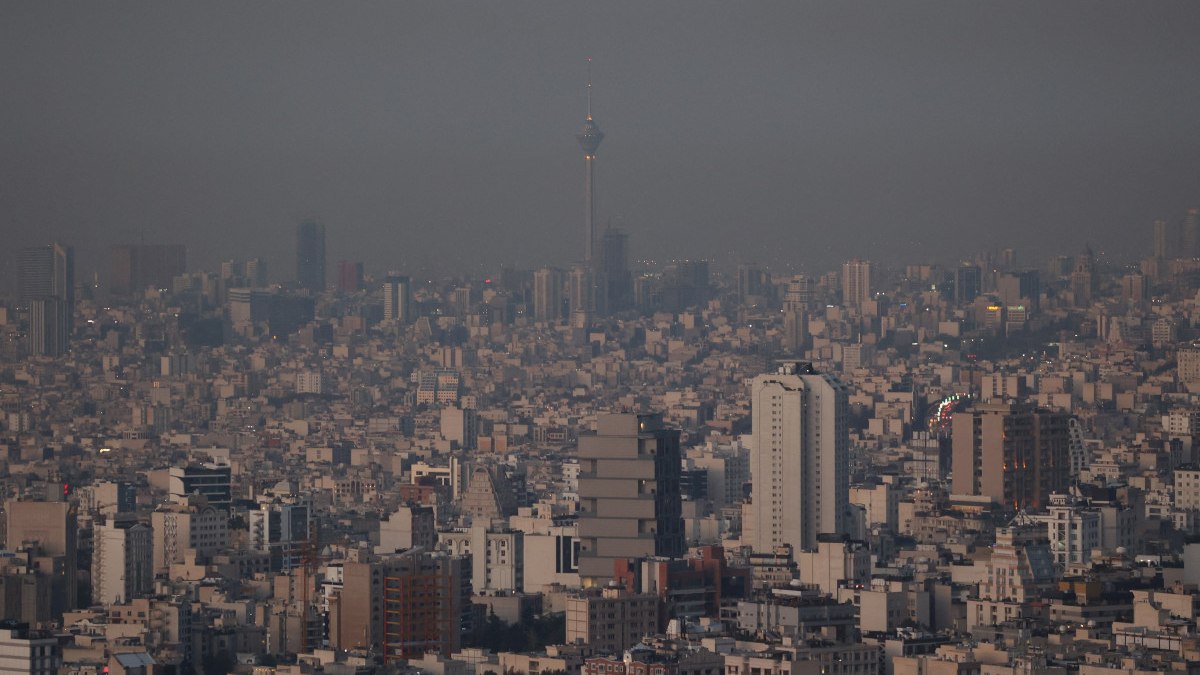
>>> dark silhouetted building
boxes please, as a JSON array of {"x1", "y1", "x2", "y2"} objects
[
  {"x1": 17, "y1": 243, "x2": 73, "y2": 309},
  {"x1": 337, "y1": 260, "x2": 363, "y2": 293},
  {"x1": 19, "y1": 243, "x2": 74, "y2": 356},
  {"x1": 296, "y1": 220, "x2": 326, "y2": 292},
  {"x1": 954, "y1": 264, "x2": 982, "y2": 305},
  {"x1": 110, "y1": 244, "x2": 186, "y2": 296},
  {"x1": 600, "y1": 227, "x2": 631, "y2": 313},
  {"x1": 1184, "y1": 208, "x2": 1200, "y2": 260}
]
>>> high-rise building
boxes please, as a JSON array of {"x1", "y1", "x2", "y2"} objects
[
  {"x1": 748, "y1": 361, "x2": 850, "y2": 553},
  {"x1": 1154, "y1": 219, "x2": 1170, "y2": 260},
  {"x1": 331, "y1": 550, "x2": 471, "y2": 662},
  {"x1": 27, "y1": 297, "x2": 69, "y2": 357},
  {"x1": 568, "y1": 264, "x2": 592, "y2": 323},
  {"x1": 1184, "y1": 208, "x2": 1200, "y2": 259},
  {"x1": 1070, "y1": 246, "x2": 1095, "y2": 307},
  {"x1": 110, "y1": 244, "x2": 186, "y2": 296},
  {"x1": 951, "y1": 401, "x2": 1073, "y2": 511},
  {"x1": 295, "y1": 220, "x2": 326, "y2": 292},
  {"x1": 17, "y1": 243, "x2": 73, "y2": 309},
  {"x1": 737, "y1": 264, "x2": 769, "y2": 306},
  {"x1": 954, "y1": 264, "x2": 982, "y2": 305},
  {"x1": 533, "y1": 267, "x2": 564, "y2": 322},
  {"x1": 382, "y1": 274, "x2": 411, "y2": 323},
  {"x1": 4, "y1": 501, "x2": 78, "y2": 614},
  {"x1": 841, "y1": 259, "x2": 872, "y2": 309},
  {"x1": 577, "y1": 413, "x2": 683, "y2": 585},
  {"x1": 783, "y1": 275, "x2": 814, "y2": 312},
  {"x1": 782, "y1": 276, "x2": 812, "y2": 354},
  {"x1": 599, "y1": 227, "x2": 631, "y2": 312},
  {"x1": 996, "y1": 270, "x2": 1040, "y2": 312},
  {"x1": 245, "y1": 257, "x2": 268, "y2": 287},
  {"x1": 19, "y1": 243, "x2": 74, "y2": 356},
  {"x1": 91, "y1": 519, "x2": 152, "y2": 606},
  {"x1": 577, "y1": 61, "x2": 604, "y2": 264},
  {"x1": 336, "y1": 260, "x2": 363, "y2": 293}
]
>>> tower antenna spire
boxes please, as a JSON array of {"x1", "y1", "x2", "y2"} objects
[{"x1": 586, "y1": 57, "x2": 593, "y2": 120}]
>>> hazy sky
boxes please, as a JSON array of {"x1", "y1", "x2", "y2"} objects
[{"x1": 4, "y1": 2, "x2": 1200, "y2": 284}]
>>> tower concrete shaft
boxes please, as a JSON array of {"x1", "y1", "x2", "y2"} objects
[{"x1": 576, "y1": 61, "x2": 604, "y2": 264}]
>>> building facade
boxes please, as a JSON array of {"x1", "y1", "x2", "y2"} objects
[
  {"x1": 951, "y1": 401, "x2": 1073, "y2": 510},
  {"x1": 295, "y1": 220, "x2": 326, "y2": 293},
  {"x1": 577, "y1": 413, "x2": 684, "y2": 585},
  {"x1": 749, "y1": 361, "x2": 850, "y2": 553}
]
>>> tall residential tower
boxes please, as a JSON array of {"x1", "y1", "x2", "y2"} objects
[
  {"x1": 577, "y1": 413, "x2": 683, "y2": 585},
  {"x1": 749, "y1": 361, "x2": 850, "y2": 553}
]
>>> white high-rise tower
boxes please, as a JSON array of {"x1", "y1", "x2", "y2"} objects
[
  {"x1": 749, "y1": 361, "x2": 849, "y2": 552},
  {"x1": 842, "y1": 259, "x2": 872, "y2": 309}
]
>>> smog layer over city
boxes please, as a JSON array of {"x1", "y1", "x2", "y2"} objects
[{"x1": 3, "y1": 3, "x2": 1200, "y2": 675}]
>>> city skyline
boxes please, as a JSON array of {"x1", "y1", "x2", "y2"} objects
[
  {"x1": 4, "y1": 3, "x2": 1200, "y2": 286},
  {"x1": 9, "y1": 5, "x2": 1200, "y2": 671}
]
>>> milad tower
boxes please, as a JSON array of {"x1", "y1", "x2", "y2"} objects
[{"x1": 576, "y1": 59, "x2": 604, "y2": 264}]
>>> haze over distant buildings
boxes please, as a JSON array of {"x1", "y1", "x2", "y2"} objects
[{"x1": 4, "y1": 2, "x2": 1200, "y2": 288}]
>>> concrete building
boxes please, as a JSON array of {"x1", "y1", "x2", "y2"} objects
[
  {"x1": 519, "y1": 521, "x2": 580, "y2": 592},
  {"x1": 109, "y1": 243, "x2": 186, "y2": 296},
  {"x1": 0, "y1": 622, "x2": 60, "y2": 675},
  {"x1": 1175, "y1": 465, "x2": 1200, "y2": 512},
  {"x1": 295, "y1": 220, "x2": 326, "y2": 293},
  {"x1": 1179, "y1": 345, "x2": 1200, "y2": 384},
  {"x1": 565, "y1": 586, "x2": 658, "y2": 654},
  {"x1": 437, "y1": 526, "x2": 523, "y2": 593},
  {"x1": 17, "y1": 243, "x2": 73, "y2": 309},
  {"x1": 4, "y1": 501, "x2": 77, "y2": 613},
  {"x1": 151, "y1": 496, "x2": 228, "y2": 572},
  {"x1": 440, "y1": 407, "x2": 479, "y2": 451},
  {"x1": 168, "y1": 463, "x2": 232, "y2": 511},
  {"x1": 330, "y1": 550, "x2": 470, "y2": 663},
  {"x1": 950, "y1": 401, "x2": 1072, "y2": 510},
  {"x1": 27, "y1": 297, "x2": 69, "y2": 358},
  {"x1": 382, "y1": 274, "x2": 411, "y2": 323},
  {"x1": 91, "y1": 520, "x2": 152, "y2": 606},
  {"x1": 1038, "y1": 493, "x2": 1101, "y2": 567},
  {"x1": 249, "y1": 497, "x2": 312, "y2": 572},
  {"x1": 577, "y1": 413, "x2": 684, "y2": 585},
  {"x1": 749, "y1": 361, "x2": 850, "y2": 553},
  {"x1": 842, "y1": 259, "x2": 872, "y2": 309},
  {"x1": 377, "y1": 505, "x2": 436, "y2": 554},
  {"x1": 533, "y1": 267, "x2": 565, "y2": 322},
  {"x1": 794, "y1": 536, "x2": 870, "y2": 597}
]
